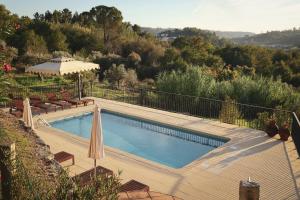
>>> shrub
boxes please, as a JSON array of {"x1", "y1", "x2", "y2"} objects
[
  {"x1": 219, "y1": 97, "x2": 241, "y2": 124},
  {"x1": 156, "y1": 67, "x2": 300, "y2": 112},
  {"x1": 104, "y1": 64, "x2": 126, "y2": 87},
  {"x1": 123, "y1": 69, "x2": 138, "y2": 88}
]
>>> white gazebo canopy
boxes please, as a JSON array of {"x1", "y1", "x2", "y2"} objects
[
  {"x1": 25, "y1": 57, "x2": 99, "y2": 75},
  {"x1": 25, "y1": 57, "x2": 99, "y2": 100}
]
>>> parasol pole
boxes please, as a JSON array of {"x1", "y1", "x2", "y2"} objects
[
  {"x1": 78, "y1": 73, "x2": 81, "y2": 100},
  {"x1": 94, "y1": 159, "x2": 97, "y2": 178}
]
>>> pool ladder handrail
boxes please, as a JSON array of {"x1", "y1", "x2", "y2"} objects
[{"x1": 36, "y1": 117, "x2": 51, "y2": 127}]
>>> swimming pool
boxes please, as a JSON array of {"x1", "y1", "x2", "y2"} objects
[{"x1": 50, "y1": 110, "x2": 228, "y2": 168}]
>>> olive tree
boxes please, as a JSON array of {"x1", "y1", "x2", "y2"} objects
[{"x1": 104, "y1": 64, "x2": 126, "y2": 87}]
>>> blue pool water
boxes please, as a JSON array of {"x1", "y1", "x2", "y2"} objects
[{"x1": 50, "y1": 111, "x2": 228, "y2": 168}]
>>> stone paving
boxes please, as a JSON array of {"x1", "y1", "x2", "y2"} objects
[{"x1": 34, "y1": 98, "x2": 300, "y2": 200}]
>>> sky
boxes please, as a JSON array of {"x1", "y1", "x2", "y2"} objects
[{"x1": 1, "y1": 0, "x2": 300, "y2": 33}]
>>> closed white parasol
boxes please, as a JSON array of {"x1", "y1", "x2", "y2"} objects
[
  {"x1": 88, "y1": 105, "x2": 105, "y2": 176},
  {"x1": 23, "y1": 98, "x2": 34, "y2": 130}
]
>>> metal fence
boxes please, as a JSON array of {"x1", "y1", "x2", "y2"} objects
[
  {"x1": 8, "y1": 82, "x2": 294, "y2": 133},
  {"x1": 9, "y1": 83, "x2": 80, "y2": 100},
  {"x1": 291, "y1": 113, "x2": 300, "y2": 157},
  {"x1": 91, "y1": 83, "x2": 293, "y2": 132}
]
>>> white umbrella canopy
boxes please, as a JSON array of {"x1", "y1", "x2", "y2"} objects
[
  {"x1": 88, "y1": 105, "x2": 105, "y2": 174},
  {"x1": 23, "y1": 98, "x2": 35, "y2": 130},
  {"x1": 25, "y1": 57, "x2": 99, "y2": 100},
  {"x1": 25, "y1": 57, "x2": 99, "y2": 75}
]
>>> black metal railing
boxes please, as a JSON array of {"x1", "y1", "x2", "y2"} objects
[
  {"x1": 91, "y1": 83, "x2": 293, "y2": 132},
  {"x1": 291, "y1": 113, "x2": 300, "y2": 157},
  {"x1": 9, "y1": 83, "x2": 79, "y2": 99}
]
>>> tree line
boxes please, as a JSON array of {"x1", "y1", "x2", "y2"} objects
[{"x1": 1, "y1": 4, "x2": 300, "y2": 112}]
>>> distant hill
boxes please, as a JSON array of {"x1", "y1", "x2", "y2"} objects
[
  {"x1": 141, "y1": 27, "x2": 174, "y2": 36},
  {"x1": 153, "y1": 27, "x2": 230, "y2": 47},
  {"x1": 233, "y1": 28, "x2": 300, "y2": 49},
  {"x1": 141, "y1": 27, "x2": 255, "y2": 39},
  {"x1": 213, "y1": 31, "x2": 255, "y2": 39}
]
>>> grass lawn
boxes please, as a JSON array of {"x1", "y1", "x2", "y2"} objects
[{"x1": 13, "y1": 73, "x2": 72, "y2": 86}]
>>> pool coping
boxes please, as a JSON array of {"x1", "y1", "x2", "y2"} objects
[{"x1": 44, "y1": 108, "x2": 231, "y2": 172}]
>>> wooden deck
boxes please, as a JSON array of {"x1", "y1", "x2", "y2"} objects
[{"x1": 34, "y1": 98, "x2": 300, "y2": 200}]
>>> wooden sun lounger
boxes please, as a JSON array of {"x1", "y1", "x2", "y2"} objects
[
  {"x1": 82, "y1": 98, "x2": 95, "y2": 106},
  {"x1": 30, "y1": 96, "x2": 62, "y2": 113},
  {"x1": 73, "y1": 166, "x2": 113, "y2": 186},
  {"x1": 10, "y1": 99, "x2": 45, "y2": 116},
  {"x1": 60, "y1": 91, "x2": 85, "y2": 107},
  {"x1": 61, "y1": 90, "x2": 94, "y2": 106},
  {"x1": 46, "y1": 93, "x2": 72, "y2": 109},
  {"x1": 10, "y1": 110, "x2": 23, "y2": 118}
]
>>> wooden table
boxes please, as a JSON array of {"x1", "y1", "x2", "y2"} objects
[
  {"x1": 54, "y1": 151, "x2": 75, "y2": 165},
  {"x1": 120, "y1": 180, "x2": 150, "y2": 193}
]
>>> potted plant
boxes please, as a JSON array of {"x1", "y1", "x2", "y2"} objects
[
  {"x1": 279, "y1": 123, "x2": 290, "y2": 141},
  {"x1": 265, "y1": 119, "x2": 279, "y2": 137}
]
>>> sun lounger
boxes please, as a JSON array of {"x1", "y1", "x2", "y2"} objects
[
  {"x1": 82, "y1": 98, "x2": 95, "y2": 106},
  {"x1": 10, "y1": 110, "x2": 23, "y2": 118},
  {"x1": 46, "y1": 93, "x2": 72, "y2": 109},
  {"x1": 30, "y1": 96, "x2": 62, "y2": 113},
  {"x1": 73, "y1": 166, "x2": 113, "y2": 186},
  {"x1": 54, "y1": 151, "x2": 75, "y2": 165},
  {"x1": 60, "y1": 91, "x2": 85, "y2": 107},
  {"x1": 10, "y1": 99, "x2": 45, "y2": 116}
]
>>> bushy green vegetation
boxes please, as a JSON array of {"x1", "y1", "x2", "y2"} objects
[
  {"x1": 234, "y1": 28, "x2": 300, "y2": 48},
  {"x1": 1, "y1": 3, "x2": 300, "y2": 113},
  {"x1": 157, "y1": 67, "x2": 300, "y2": 112},
  {"x1": 0, "y1": 111, "x2": 122, "y2": 199}
]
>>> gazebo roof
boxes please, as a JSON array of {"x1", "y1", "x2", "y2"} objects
[{"x1": 25, "y1": 57, "x2": 99, "y2": 75}]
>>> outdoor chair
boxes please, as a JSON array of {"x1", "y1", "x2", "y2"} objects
[
  {"x1": 46, "y1": 93, "x2": 72, "y2": 110},
  {"x1": 30, "y1": 96, "x2": 63, "y2": 113}
]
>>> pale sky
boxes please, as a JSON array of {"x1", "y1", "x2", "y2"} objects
[{"x1": 1, "y1": 0, "x2": 300, "y2": 33}]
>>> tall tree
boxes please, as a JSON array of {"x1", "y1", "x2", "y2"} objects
[
  {"x1": 61, "y1": 8, "x2": 72, "y2": 23},
  {"x1": 90, "y1": 6, "x2": 123, "y2": 51},
  {"x1": 22, "y1": 30, "x2": 48, "y2": 55},
  {"x1": 47, "y1": 29, "x2": 68, "y2": 51}
]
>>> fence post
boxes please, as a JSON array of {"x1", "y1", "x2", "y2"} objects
[
  {"x1": 0, "y1": 142, "x2": 16, "y2": 200},
  {"x1": 139, "y1": 88, "x2": 145, "y2": 106}
]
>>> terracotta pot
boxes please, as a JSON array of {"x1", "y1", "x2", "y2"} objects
[
  {"x1": 265, "y1": 120, "x2": 279, "y2": 137},
  {"x1": 279, "y1": 124, "x2": 290, "y2": 141}
]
